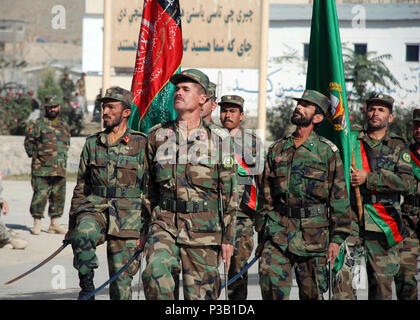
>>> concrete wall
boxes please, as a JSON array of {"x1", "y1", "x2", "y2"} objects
[{"x1": 0, "y1": 136, "x2": 86, "y2": 176}]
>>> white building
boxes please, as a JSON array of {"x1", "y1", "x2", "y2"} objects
[{"x1": 82, "y1": 2, "x2": 420, "y2": 116}]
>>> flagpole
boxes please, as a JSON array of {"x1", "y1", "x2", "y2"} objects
[
  {"x1": 257, "y1": 0, "x2": 269, "y2": 143},
  {"x1": 101, "y1": 0, "x2": 112, "y2": 130}
]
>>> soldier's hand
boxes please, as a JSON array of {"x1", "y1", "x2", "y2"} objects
[
  {"x1": 137, "y1": 234, "x2": 147, "y2": 253},
  {"x1": 350, "y1": 169, "x2": 368, "y2": 187},
  {"x1": 221, "y1": 243, "x2": 234, "y2": 272},
  {"x1": 327, "y1": 242, "x2": 340, "y2": 267}
]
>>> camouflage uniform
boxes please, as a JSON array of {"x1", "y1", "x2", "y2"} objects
[
  {"x1": 219, "y1": 95, "x2": 264, "y2": 300},
  {"x1": 68, "y1": 87, "x2": 148, "y2": 300},
  {"x1": 395, "y1": 109, "x2": 420, "y2": 300},
  {"x1": 60, "y1": 74, "x2": 75, "y2": 104},
  {"x1": 348, "y1": 94, "x2": 414, "y2": 300},
  {"x1": 257, "y1": 90, "x2": 352, "y2": 300},
  {"x1": 0, "y1": 180, "x2": 11, "y2": 247},
  {"x1": 142, "y1": 69, "x2": 238, "y2": 300},
  {"x1": 24, "y1": 96, "x2": 70, "y2": 220}
]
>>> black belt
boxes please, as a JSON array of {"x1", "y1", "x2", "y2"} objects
[
  {"x1": 90, "y1": 186, "x2": 141, "y2": 198},
  {"x1": 274, "y1": 202, "x2": 326, "y2": 219},
  {"x1": 351, "y1": 193, "x2": 400, "y2": 204},
  {"x1": 403, "y1": 195, "x2": 420, "y2": 207},
  {"x1": 159, "y1": 199, "x2": 218, "y2": 213}
]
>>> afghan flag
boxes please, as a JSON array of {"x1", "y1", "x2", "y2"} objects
[
  {"x1": 235, "y1": 154, "x2": 258, "y2": 212},
  {"x1": 306, "y1": 0, "x2": 352, "y2": 195},
  {"x1": 365, "y1": 203, "x2": 408, "y2": 247},
  {"x1": 128, "y1": 0, "x2": 183, "y2": 134},
  {"x1": 410, "y1": 147, "x2": 420, "y2": 181}
]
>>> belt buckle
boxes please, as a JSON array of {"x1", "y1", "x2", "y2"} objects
[{"x1": 193, "y1": 202, "x2": 200, "y2": 213}]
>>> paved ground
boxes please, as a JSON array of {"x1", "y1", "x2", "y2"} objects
[{"x1": 0, "y1": 180, "x2": 411, "y2": 300}]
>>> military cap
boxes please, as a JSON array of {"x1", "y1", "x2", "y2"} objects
[
  {"x1": 44, "y1": 95, "x2": 60, "y2": 107},
  {"x1": 292, "y1": 89, "x2": 330, "y2": 115},
  {"x1": 207, "y1": 82, "x2": 216, "y2": 100},
  {"x1": 366, "y1": 92, "x2": 394, "y2": 111},
  {"x1": 413, "y1": 109, "x2": 420, "y2": 121},
  {"x1": 170, "y1": 69, "x2": 209, "y2": 92},
  {"x1": 218, "y1": 95, "x2": 244, "y2": 109},
  {"x1": 99, "y1": 86, "x2": 133, "y2": 106}
]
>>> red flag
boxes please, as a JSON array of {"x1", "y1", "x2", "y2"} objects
[{"x1": 129, "y1": 0, "x2": 183, "y2": 133}]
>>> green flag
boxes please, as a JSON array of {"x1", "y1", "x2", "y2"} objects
[
  {"x1": 306, "y1": 0, "x2": 352, "y2": 194},
  {"x1": 306, "y1": 0, "x2": 352, "y2": 275}
]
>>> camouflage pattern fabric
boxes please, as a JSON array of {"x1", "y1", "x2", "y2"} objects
[
  {"x1": 353, "y1": 130, "x2": 414, "y2": 300},
  {"x1": 29, "y1": 176, "x2": 66, "y2": 219},
  {"x1": 0, "y1": 181, "x2": 10, "y2": 247},
  {"x1": 60, "y1": 77, "x2": 75, "y2": 103},
  {"x1": 98, "y1": 86, "x2": 134, "y2": 106},
  {"x1": 259, "y1": 241, "x2": 328, "y2": 300},
  {"x1": 68, "y1": 128, "x2": 147, "y2": 300},
  {"x1": 142, "y1": 225, "x2": 221, "y2": 300},
  {"x1": 24, "y1": 116, "x2": 70, "y2": 177},
  {"x1": 228, "y1": 128, "x2": 263, "y2": 300},
  {"x1": 142, "y1": 119, "x2": 238, "y2": 300},
  {"x1": 257, "y1": 130, "x2": 352, "y2": 300}
]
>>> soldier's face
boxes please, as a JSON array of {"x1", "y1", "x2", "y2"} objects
[
  {"x1": 413, "y1": 121, "x2": 420, "y2": 143},
  {"x1": 220, "y1": 105, "x2": 243, "y2": 130},
  {"x1": 291, "y1": 101, "x2": 316, "y2": 127},
  {"x1": 45, "y1": 105, "x2": 60, "y2": 118},
  {"x1": 174, "y1": 82, "x2": 207, "y2": 113},
  {"x1": 102, "y1": 100, "x2": 125, "y2": 129},
  {"x1": 201, "y1": 97, "x2": 217, "y2": 119},
  {"x1": 366, "y1": 103, "x2": 394, "y2": 131}
]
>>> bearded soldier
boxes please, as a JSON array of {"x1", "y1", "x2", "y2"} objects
[
  {"x1": 66, "y1": 87, "x2": 148, "y2": 300},
  {"x1": 257, "y1": 89, "x2": 352, "y2": 300}
]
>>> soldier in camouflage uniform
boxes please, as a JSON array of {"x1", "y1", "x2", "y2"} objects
[
  {"x1": 256, "y1": 89, "x2": 352, "y2": 300},
  {"x1": 349, "y1": 93, "x2": 413, "y2": 300},
  {"x1": 24, "y1": 96, "x2": 70, "y2": 235},
  {"x1": 201, "y1": 82, "x2": 218, "y2": 125},
  {"x1": 219, "y1": 94, "x2": 264, "y2": 300},
  {"x1": 59, "y1": 73, "x2": 75, "y2": 104},
  {"x1": 142, "y1": 69, "x2": 238, "y2": 300},
  {"x1": 66, "y1": 87, "x2": 148, "y2": 300},
  {"x1": 394, "y1": 108, "x2": 420, "y2": 300}
]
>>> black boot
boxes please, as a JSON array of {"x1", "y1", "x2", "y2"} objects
[{"x1": 78, "y1": 270, "x2": 95, "y2": 300}]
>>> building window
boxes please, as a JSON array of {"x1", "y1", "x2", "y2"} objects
[
  {"x1": 303, "y1": 43, "x2": 309, "y2": 61},
  {"x1": 354, "y1": 43, "x2": 367, "y2": 55},
  {"x1": 406, "y1": 44, "x2": 419, "y2": 62}
]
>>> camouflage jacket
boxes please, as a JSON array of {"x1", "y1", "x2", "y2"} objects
[
  {"x1": 143, "y1": 119, "x2": 238, "y2": 246},
  {"x1": 257, "y1": 131, "x2": 352, "y2": 257},
  {"x1": 351, "y1": 130, "x2": 413, "y2": 235},
  {"x1": 24, "y1": 117, "x2": 70, "y2": 177},
  {"x1": 232, "y1": 127, "x2": 264, "y2": 219},
  {"x1": 69, "y1": 128, "x2": 148, "y2": 238}
]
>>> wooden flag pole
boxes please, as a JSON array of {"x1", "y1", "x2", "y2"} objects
[{"x1": 351, "y1": 150, "x2": 364, "y2": 225}]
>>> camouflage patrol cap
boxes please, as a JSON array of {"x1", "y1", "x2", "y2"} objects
[
  {"x1": 44, "y1": 95, "x2": 60, "y2": 107},
  {"x1": 218, "y1": 95, "x2": 244, "y2": 109},
  {"x1": 366, "y1": 92, "x2": 394, "y2": 111},
  {"x1": 413, "y1": 109, "x2": 420, "y2": 121},
  {"x1": 207, "y1": 82, "x2": 216, "y2": 100},
  {"x1": 99, "y1": 86, "x2": 133, "y2": 107},
  {"x1": 170, "y1": 69, "x2": 209, "y2": 92},
  {"x1": 292, "y1": 89, "x2": 330, "y2": 115}
]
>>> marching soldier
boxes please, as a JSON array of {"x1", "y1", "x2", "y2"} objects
[
  {"x1": 66, "y1": 87, "x2": 148, "y2": 300},
  {"x1": 257, "y1": 89, "x2": 352, "y2": 300},
  {"x1": 142, "y1": 69, "x2": 238, "y2": 300},
  {"x1": 395, "y1": 108, "x2": 420, "y2": 300},
  {"x1": 24, "y1": 95, "x2": 70, "y2": 235},
  {"x1": 350, "y1": 93, "x2": 413, "y2": 300},
  {"x1": 201, "y1": 82, "x2": 218, "y2": 125},
  {"x1": 219, "y1": 94, "x2": 264, "y2": 300}
]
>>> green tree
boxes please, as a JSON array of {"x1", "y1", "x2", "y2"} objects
[
  {"x1": 343, "y1": 47, "x2": 400, "y2": 108},
  {"x1": 266, "y1": 98, "x2": 296, "y2": 141}
]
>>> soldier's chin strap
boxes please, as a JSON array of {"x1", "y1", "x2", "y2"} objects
[{"x1": 78, "y1": 248, "x2": 142, "y2": 300}]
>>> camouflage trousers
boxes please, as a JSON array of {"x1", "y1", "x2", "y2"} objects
[
  {"x1": 259, "y1": 241, "x2": 328, "y2": 300},
  {"x1": 70, "y1": 213, "x2": 140, "y2": 300},
  {"x1": 228, "y1": 216, "x2": 254, "y2": 300},
  {"x1": 365, "y1": 235, "x2": 401, "y2": 300},
  {"x1": 142, "y1": 224, "x2": 221, "y2": 300},
  {"x1": 30, "y1": 175, "x2": 66, "y2": 219},
  {"x1": 332, "y1": 239, "x2": 364, "y2": 300},
  {"x1": 395, "y1": 232, "x2": 419, "y2": 300}
]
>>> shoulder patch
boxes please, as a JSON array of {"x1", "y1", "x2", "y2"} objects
[
  {"x1": 402, "y1": 151, "x2": 411, "y2": 163},
  {"x1": 320, "y1": 137, "x2": 339, "y2": 153}
]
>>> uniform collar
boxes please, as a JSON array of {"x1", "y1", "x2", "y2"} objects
[
  {"x1": 100, "y1": 127, "x2": 131, "y2": 146},
  {"x1": 283, "y1": 130, "x2": 318, "y2": 151}
]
